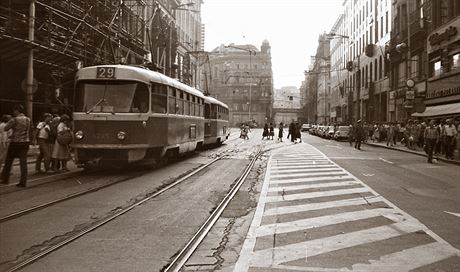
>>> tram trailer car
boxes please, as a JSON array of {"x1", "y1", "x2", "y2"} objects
[
  {"x1": 203, "y1": 96, "x2": 229, "y2": 146},
  {"x1": 71, "y1": 65, "x2": 210, "y2": 167}
]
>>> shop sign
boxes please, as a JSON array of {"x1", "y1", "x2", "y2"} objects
[
  {"x1": 406, "y1": 90, "x2": 415, "y2": 100},
  {"x1": 389, "y1": 91, "x2": 396, "y2": 99},
  {"x1": 429, "y1": 26, "x2": 458, "y2": 46},
  {"x1": 426, "y1": 73, "x2": 460, "y2": 99},
  {"x1": 330, "y1": 111, "x2": 337, "y2": 118},
  {"x1": 395, "y1": 88, "x2": 406, "y2": 98}
]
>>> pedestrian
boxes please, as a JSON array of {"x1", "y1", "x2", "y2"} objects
[
  {"x1": 49, "y1": 116, "x2": 61, "y2": 171},
  {"x1": 0, "y1": 115, "x2": 12, "y2": 167},
  {"x1": 269, "y1": 123, "x2": 274, "y2": 140},
  {"x1": 278, "y1": 122, "x2": 284, "y2": 142},
  {"x1": 443, "y1": 119, "x2": 458, "y2": 160},
  {"x1": 386, "y1": 122, "x2": 395, "y2": 147},
  {"x1": 295, "y1": 122, "x2": 302, "y2": 143},
  {"x1": 35, "y1": 113, "x2": 53, "y2": 173},
  {"x1": 348, "y1": 124, "x2": 354, "y2": 146},
  {"x1": 288, "y1": 122, "x2": 295, "y2": 143},
  {"x1": 262, "y1": 123, "x2": 269, "y2": 140},
  {"x1": 424, "y1": 120, "x2": 439, "y2": 163},
  {"x1": 354, "y1": 120, "x2": 364, "y2": 150},
  {"x1": 0, "y1": 105, "x2": 31, "y2": 187},
  {"x1": 51, "y1": 114, "x2": 72, "y2": 172}
]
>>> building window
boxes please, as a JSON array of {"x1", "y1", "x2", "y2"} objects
[
  {"x1": 453, "y1": 53, "x2": 460, "y2": 70},
  {"x1": 431, "y1": 60, "x2": 442, "y2": 77},
  {"x1": 386, "y1": 11, "x2": 389, "y2": 34}
]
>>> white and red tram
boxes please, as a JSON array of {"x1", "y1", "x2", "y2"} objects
[{"x1": 71, "y1": 65, "x2": 228, "y2": 167}]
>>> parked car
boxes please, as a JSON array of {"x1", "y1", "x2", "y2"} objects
[
  {"x1": 309, "y1": 125, "x2": 317, "y2": 135},
  {"x1": 301, "y1": 123, "x2": 311, "y2": 132},
  {"x1": 334, "y1": 126, "x2": 351, "y2": 141},
  {"x1": 326, "y1": 126, "x2": 336, "y2": 139}
]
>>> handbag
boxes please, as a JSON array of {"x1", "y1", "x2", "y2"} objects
[{"x1": 57, "y1": 129, "x2": 73, "y2": 145}]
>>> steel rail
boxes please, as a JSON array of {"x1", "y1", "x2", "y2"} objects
[
  {"x1": 4, "y1": 157, "x2": 222, "y2": 272},
  {"x1": 163, "y1": 147, "x2": 263, "y2": 272},
  {"x1": 0, "y1": 172, "x2": 144, "y2": 223}
]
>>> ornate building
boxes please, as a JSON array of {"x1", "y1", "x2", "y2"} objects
[{"x1": 207, "y1": 41, "x2": 274, "y2": 126}]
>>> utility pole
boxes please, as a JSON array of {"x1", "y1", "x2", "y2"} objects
[{"x1": 26, "y1": 0, "x2": 35, "y2": 120}]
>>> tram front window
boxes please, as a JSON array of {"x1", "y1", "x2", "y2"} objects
[{"x1": 75, "y1": 81, "x2": 149, "y2": 113}]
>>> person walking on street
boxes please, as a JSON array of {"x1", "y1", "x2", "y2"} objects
[
  {"x1": 424, "y1": 120, "x2": 439, "y2": 163},
  {"x1": 288, "y1": 122, "x2": 295, "y2": 142},
  {"x1": 35, "y1": 113, "x2": 53, "y2": 173},
  {"x1": 262, "y1": 123, "x2": 269, "y2": 140},
  {"x1": 269, "y1": 123, "x2": 275, "y2": 140},
  {"x1": 51, "y1": 114, "x2": 72, "y2": 172},
  {"x1": 348, "y1": 124, "x2": 354, "y2": 146},
  {"x1": 278, "y1": 122, "x2": 284, "y2": 142},
  {"x1": 0, "y1": 115, "x2": 12, "y2": 168},
  {"x1": 1, "y1": 105, "x2": 31, "y2": 187},
  {"x1": 354, "y1": 120, "x2": 364, "y2": 150},
  {"x1": 443, "y1": 119, "x2": 458, "y2": 160},
  {"x1": 387, "y1": 122, "x2": 395, "y2": 147}
]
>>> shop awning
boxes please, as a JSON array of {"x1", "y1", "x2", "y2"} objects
[{"x1": 412, "y1": 102, "x2": 460, "y2": 118}]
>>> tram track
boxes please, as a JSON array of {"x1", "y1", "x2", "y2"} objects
[
  {"x1": 2, "y1": 156, "x2": 224, "y2": 272},
  {"x1": 163, "y1": 146, "x2": 264, "y2": 272},
  {"x1": 0, "y1": 171, "x2": 144, "y2": 223}
]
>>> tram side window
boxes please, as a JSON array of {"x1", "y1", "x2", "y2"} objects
[
  {"x1": 176, "y1": 89, "x2": 184, "y2": 115},
  {"x1": 204, "y1": 103, "x2": 211, "y2": 119},
  {"x1": 184, "y1": 93, "x2": 190, "y2": 115},
  {"x1": 151, "y1": 83, "x2": 167, "y2": 113},
  {"x1": 168, "y1": 87, "x2": 176, "y2": 114}
]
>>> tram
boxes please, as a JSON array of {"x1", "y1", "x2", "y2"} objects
[
  {"x1": 203, "y1": 96, "x2": 229, "y2": 146},
  {"x1": 71, "y1": 65, "x2": 228, "y2": 168}
]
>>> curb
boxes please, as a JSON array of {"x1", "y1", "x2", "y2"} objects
[
  {"x1": 364, "y1": 142, "x2": 460, "y2": 166},
  {"x1": 0, "y1": 169, "x2": 83, "y2": 194}
]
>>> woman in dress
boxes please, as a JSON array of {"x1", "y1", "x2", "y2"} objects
[
  {"x1": 278, "y1": 122, "x2": 284, "y2": 142},
  {"x1": 51, "y1": 114, "x2": 71, "y2": 172}
]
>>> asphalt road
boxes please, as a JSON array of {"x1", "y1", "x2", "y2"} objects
[{"x1": 302, "y1": 132, "x2": 460, "y2": 251}]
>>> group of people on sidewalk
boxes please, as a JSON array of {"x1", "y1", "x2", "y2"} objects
[
  {"x1": 345, "y1": 118, "x2": 460, "y2": 163},
  {"x1": 0, "y1": 104, "x2": 73, "y2": 187}
]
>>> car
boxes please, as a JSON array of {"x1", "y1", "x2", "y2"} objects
[
  {"x1": 334, "y1": 126, "x2": 351, "y2": 141},
  {"x1": 301, "y1": 123, "x2": 311, "y2": 132},
  {"x1": 326, "y1": 126, "x2": 336, "y2": 139}
]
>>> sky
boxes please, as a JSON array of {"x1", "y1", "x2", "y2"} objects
[{"x1": 201, "y1": 0, "x2": 343, "y2": 89}]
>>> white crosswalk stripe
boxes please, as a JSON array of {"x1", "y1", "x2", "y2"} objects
[{"x1": 234, "y1": 143, "x2": 460, "y2": 272}]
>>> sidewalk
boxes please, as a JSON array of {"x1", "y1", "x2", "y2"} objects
[
  {"x1": 0, "y1": 147, "x2": 82, "y2": 193},
  {"x1": 364, "y1": 140, "x2": 460, "y2": 166}
]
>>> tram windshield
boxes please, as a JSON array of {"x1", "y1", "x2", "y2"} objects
[{"x1": 75, "y1": 80, "x2": 149, "y2": 113}]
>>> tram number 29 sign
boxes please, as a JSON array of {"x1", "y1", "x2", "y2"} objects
[{"x1": 96, "y1": 67, "x2": 116, "y2": 79}]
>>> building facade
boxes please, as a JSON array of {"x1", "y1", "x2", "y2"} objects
[
  {"x1": 413, "y1": 1, "x2": 460, "y2": 119},
  {"x1": 272, "y1": 86, "x2": 302, "y2": 125},
  {"x1": 0, "y1": 0, "x2": 203, "y2": 122},
  {"x1": 207, "y1": 41, "x2": 274, "y2": 126}
]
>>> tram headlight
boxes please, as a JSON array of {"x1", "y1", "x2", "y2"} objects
[
  {"x1": 75, "y1": 131, "x2": 84, "y2": 140},
  {"x1": 117, "y1": 131, "x2": 126, "y2": 140}
]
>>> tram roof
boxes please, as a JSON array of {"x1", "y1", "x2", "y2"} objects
[
  {"x1": 76, "y1": 65, "x2": 205, "y2": 98},
  {"x1": 203, "y1": 95, "x2": 228, "y2": 109}
]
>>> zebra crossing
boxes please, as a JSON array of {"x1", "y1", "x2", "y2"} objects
[{"x1": 234, "y1": 143, "x2": 460, "y2": 271}]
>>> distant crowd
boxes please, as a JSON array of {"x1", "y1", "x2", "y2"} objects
[{"x1": 332, "y1": 118, "x2": 460, "y2": 163}]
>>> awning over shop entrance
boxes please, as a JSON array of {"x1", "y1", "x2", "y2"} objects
[{"x1": 412, "y1": 102, "x2": 460, "y2": 118}]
